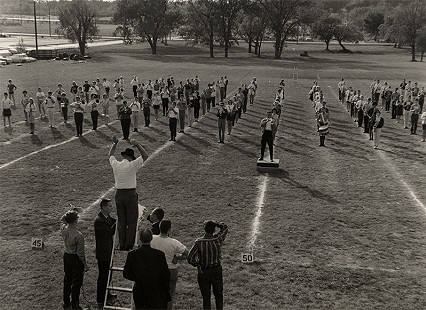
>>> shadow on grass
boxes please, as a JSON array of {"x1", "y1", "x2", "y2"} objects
[
  {"x1": 135, "y1": 130, "x2": 158, "y2": 143},
  {"x1": 268, "y1": 169, "x2": 340, "y2": 204},
  {"x1": 50, "y1": 127, "x2": 65, "y2": 140},
  {"x1": 175, "y1": 139, "x2": 203, "y2": 156},
  {"x1": 30, "y1": 134, "x2": 43, "y2": 145},
  {"x1": 95, "y1": 129, "x2": 115, "y2": 142},
  {"x1": 78, "y1": 135, "x2": 100, "y2": 149},
  {"x1": 106, "y1": 124, "x2": 121, "y2": 133}
]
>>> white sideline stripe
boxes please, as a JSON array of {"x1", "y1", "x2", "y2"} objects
[
  {"x1": 327, "y1": 85, "x2": 426, "y2": 215},
  {"x1": 0, "y1": 120, "x2": 118, "y2": 170},
  {"x1": 377, "y1": 151, "x2": 426, "y2": 215},
  {"x1": 247, "y1": 175, "x2": 268, "y2": 250}
]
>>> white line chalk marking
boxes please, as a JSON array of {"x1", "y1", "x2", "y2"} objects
[
  {"x1": 247, "y1": 174, "x2": 268, "y2": 250},
  {"x1": 327, "y1": 85, "x2": 426, "y2": 215},
  {"x1": 0, "y1": 120, "x2": 118, "y2": 170}
]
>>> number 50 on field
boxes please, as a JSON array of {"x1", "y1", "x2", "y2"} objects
[{"x1": 241, "y1": 253, "x2": 254, "y2": 263}]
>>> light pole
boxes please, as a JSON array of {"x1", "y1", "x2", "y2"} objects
[
  {"x1": 33, "y1": 1, "x2": 39, "y2": 58},
  {"x1": 48, "y1": 3, "x2": 51, "y2": 37}
]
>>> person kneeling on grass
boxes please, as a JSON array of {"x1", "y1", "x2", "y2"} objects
[{"x1": 60, "y1": 206, "x2": 88, "y2": 310}]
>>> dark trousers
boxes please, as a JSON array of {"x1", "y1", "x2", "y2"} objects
[
  {"x1": 179, "y1": 110, "x2": 186, "y2": 131},
  {"x1": 363, "y1": 115, "x2": 369, "y2": 133},
  {"x1": 162, "y1": 98, "x2": 169, "y2": 116},
  {"x1": 143, "y1": 107, "x2": 150, "y2": 127},
  {"x1": 206, "y1": 98, "x2": 211, "y2": 111},
  {"x1": 194, "y1": 107, "x2": 200, "y2": 119},
  {"x1": 218, "y1": 118, "x2": 225, "y2": 142},
  {"x1": 243, "y1": 97, "x2": 247, "y2": 112},
  {"x1": 91, "y1": 110, "x2": 99, "y2": 130},
  {"x1": 115, "y1": 189, "x2": 138, "y2": 249},
  {"x1": 121, "y1": 118, "x2": 131, "y2": 139},
  {"x1": 198, "y1": 265, "x2": 223, "y2": 310},
  {"x1": 105, "y1": 87, "x2": 110, "y2": 97},
  {"x1": 220, "y1": 88, "x2": 225, "y2": 101},
  {"x1": 261, "y1": 131, "x2": 273, "y2": 160},
  {"x1": 147, "y1": 90, "x2": 152, "y2": 100},
  {"x1": 169, "y1": 118, "x2": 177, "y2": 139},
  {"x1": 385, "y1": 99, "x2": 391, "y2": 112},
  {"x1": 74, "y1": 112, "x2": 83, "y2": 136},
  {"x1": 391, "y1": 104, "x2": 397, "y2": 119},
  {"x1": 357, "y1": 110, "x2": 363, "y2": 127},
  {"x1": 63, "y1": 253, "x2": 84, "y2": 308},
  {"x1": 62, "y1": 107, "x2": 68, "y2": 121},
  {"x1": 350, "y1": 103, "x2": 355, "y2": 117},
  {"x1": 97, "y1": 260, "x2": 111, "y2": 304},
  {"x1": 211, "y1": 97, "x2": 216, "y2": 107},
  {"x1": 133, "y1": 85, "x2": 137, "y2": 98},
  {"x1": 411, "y1": 114, "x2": 419, "y2": 134}
]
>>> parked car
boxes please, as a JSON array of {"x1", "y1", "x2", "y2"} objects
[
  {"x1": 10, "y1": 53, "x2": 36, "y2": 63},
  {"x1": 0, "y1": 60, "x2": 6, "y2": 66},
  {"x1": 0, "y1": 56, "x2": 12, "y2": 64}
]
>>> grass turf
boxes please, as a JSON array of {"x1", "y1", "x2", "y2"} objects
[{"x1": 0, "y1": 41, "x2": 426, "y2": 309}]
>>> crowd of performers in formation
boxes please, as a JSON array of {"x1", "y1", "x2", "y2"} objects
[
  {"x1": 1, "y1": 76, "x2": 263, "y2": 141},
  {"x1": 309, "y1": 78, "x2": 426, "y2": 149}
]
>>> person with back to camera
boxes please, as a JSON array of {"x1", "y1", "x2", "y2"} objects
[
  {"x1": 151, "y1": 219, "x2": 189, "y2": 309},
  {"x1": 188, "y1": 220, "x2": 228, "y2": 310},
  {"x1": 60, "y1": 206, "x2": 88, "y2": 310},
  {"x1": 109, "y1": 136, "x2": 149, "y2": 251},
  {"x1": 123, "y1": 229, "x2": 171, "y2": 310}
]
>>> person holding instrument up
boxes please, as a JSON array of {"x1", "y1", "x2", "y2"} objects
[{"x1": 259, "y1": 110, "x2": 275, "y2": 161}]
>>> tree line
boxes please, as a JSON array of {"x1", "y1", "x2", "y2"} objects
[{"x1": 53, "y1": 0, "x2": 426, "y2": 61}]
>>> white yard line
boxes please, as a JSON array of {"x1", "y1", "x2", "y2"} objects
[
  {"x1": 377, "y1": 151, "x2": 426, "y2": 214},
  {"x1": 327, "y1": 85, "x2": 426, "y2": 215},
  {"x1": 247, "y1": 175, "x2": 268, "y2": 251},
  {"x1": 0, "y1": 120, "x2": 117, "y2": 170}
]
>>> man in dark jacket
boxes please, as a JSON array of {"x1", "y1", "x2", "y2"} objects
[
  {"x1": 94, "y1": 198, "x2": 117, "y2": 308},
  {"x1": 123, "y1": 229, "x2": 170, "y2": 310}
]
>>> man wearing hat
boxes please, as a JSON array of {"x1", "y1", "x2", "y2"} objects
[{"x1": 109, "y1": 136, "x2": 149, "y2": 251}]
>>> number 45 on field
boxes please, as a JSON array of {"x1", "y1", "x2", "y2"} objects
[
  {"x1": 241, "y1": 253, "x2": 254, "y2": 263},
  {"x1": 31, "y1": 237, "x2": 44, "y2": 250}
]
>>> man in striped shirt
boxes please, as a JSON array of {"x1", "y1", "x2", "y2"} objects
[{"x1": 188, "y1": 221, "x2": 228, "y2": 310}]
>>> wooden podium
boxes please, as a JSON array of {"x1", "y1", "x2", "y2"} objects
[{"x1": 257, "y1": 158, "x2": 280, "y2": 171}]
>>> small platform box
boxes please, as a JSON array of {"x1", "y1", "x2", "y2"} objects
[{"x1": 257, "y1": 159, "x2": 280, "y2": 168}]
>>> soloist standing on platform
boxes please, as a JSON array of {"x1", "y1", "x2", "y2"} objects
[{"x1": 109, "y1": 136, "x2": 149, "y2": 251}]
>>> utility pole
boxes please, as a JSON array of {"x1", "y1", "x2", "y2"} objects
[
  {"x1": 48, "y1": 4, "x2": 51, "y2": 37},
  {"x1": 33, "y1": 1, "x2": 39, "y2": 58}
]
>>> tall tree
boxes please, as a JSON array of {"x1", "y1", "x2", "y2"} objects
[
  {"x1": 333, "y1": 22, "x2": 363, "y2": 51},
  {"x1": 311, "y1": 15, "x2": 341, "y2": 50},
  {"x1": 57, "y1": 0, "x2": 98, "y2": 56},
  {"x1": 237, "y1": 1, "x2": 268, "y2": 56},
  {"x1": 114, "y1": 0, "x2": 181, "y2": 55},
  {"x1": 185, "y1": 0, "x2": 218, "y2": 58},
  {"x1": 216, "y1": 0, "x2": 247, "y2": 58},
  {"x1": 364, "y1": 12, "x2": 384, "y2": 41},
  {"x1": 416, "y1": 29, "x2": 426, "y2": 62},
  {"x1": 260, "y1": 0, "x2": 313, "y2": 59},
  {"x1": 392, "y1": 1, "x2": 426, "y2": 61}
]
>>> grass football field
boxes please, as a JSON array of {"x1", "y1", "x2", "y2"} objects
[{"x1": 1, "y1": 41, "x2": 426, "y2": 310}]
